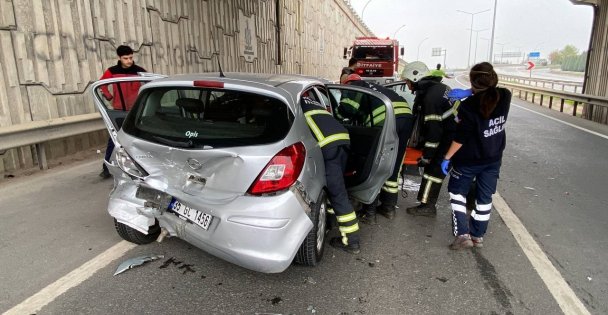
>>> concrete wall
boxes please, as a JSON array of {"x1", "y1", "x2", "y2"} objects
[
  {"x1": 0, "y1": 0, "x2": 372, "y2": 173},
  {"x1": 578, "y1": 0, "x2": 608, "y2": 124}
]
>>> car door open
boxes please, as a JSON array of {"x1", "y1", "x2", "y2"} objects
[
  {"x1": 325, "y1": 84, "x2": 398, "y2": 204},
  {"x1": 91, "y1": 76, "x2": 161, "y2": 146}
]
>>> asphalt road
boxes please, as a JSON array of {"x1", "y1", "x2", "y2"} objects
[{"x1": 2, "y1": 85, "x2": 607, "y2": 314}]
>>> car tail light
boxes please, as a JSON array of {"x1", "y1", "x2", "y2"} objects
[
  {"x1": 193, "y1": 80, "x2": 224, "y2": 88},
  {"x1": 248, "y1": 142, "x2": 306, "y2": 195}
]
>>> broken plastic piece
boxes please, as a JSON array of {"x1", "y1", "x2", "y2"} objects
[
  {"x1": 157, "y1": 228, "x2": 169, "y2": 243},
  {"x1": 113, "y1": 254, "x2": 165, "y2": 276}
]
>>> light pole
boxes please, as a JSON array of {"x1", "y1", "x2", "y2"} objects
[
  {"x1": 489, "y1": 0, "x2": 498, "y2": 66},
  {"x1": 416, "y1": 37, "x2": 429, "y2": 60},
  {"x1": 392, "y1": 24, "x2": 406, "y2": 39},
  {"x1": 468, "y1": 28, "x2": 489, "y2": 64},
  {"x1": 480, "y1": 37, "x2": 491, "y2": 61},
  {"x1": 457, "y1": 9, "x2": 491, "y2": 68},
  {"x1": 361, "y1": 0, "x2": 374, "y2": 20}
]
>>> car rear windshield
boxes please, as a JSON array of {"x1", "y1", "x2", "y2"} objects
[{"x1": 122, "y1": 87, "x2": 294, "y2": 148}]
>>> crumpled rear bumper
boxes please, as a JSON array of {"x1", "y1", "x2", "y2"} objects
[{"x1": 107, "y1": 179, "x2": 313, "y2": 273}]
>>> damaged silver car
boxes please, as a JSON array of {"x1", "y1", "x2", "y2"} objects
[{"x1": 92, "y1": 73, "x2": 398, "y2": 273}]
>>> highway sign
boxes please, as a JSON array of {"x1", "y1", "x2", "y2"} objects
[
  {"x1": 526, "y1": 61, "x2": 535, "y2": 70},
  {"x1": 432, "y1": 47, "x2": 443, "y2": 57},
  {"x1": 528, "y1": 52, "x2": 540, "y2": 58}
]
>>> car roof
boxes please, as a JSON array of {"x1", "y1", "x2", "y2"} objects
[{"x1": 147, "y1": 72, "x2": 332, "y2": 105}]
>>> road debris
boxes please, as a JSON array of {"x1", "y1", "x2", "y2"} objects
[{"x1": 113, "y1": 254, "x2": 164, "y2": 276}]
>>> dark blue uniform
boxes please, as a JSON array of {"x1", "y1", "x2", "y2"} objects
[
  {"x1": 301, "y1": 97, "x2": 359, "y2": 247},
  {"x1": 448, "y1": 88, "x2": 511, "y2": 237}
]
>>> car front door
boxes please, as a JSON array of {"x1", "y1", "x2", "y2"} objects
[{"x1": 322, "y1": 84, "x2": 398, "y2": 204}]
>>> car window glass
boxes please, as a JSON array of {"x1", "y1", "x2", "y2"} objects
[
  {"x1": 327, "y1": 88, "x2": 386, "y2": 128},
  {"x1": 314, "y1": 87, "x2": 332, "y2": 112},
  {"x1": 122, "y1": 87, "x2": 294, "y2": 148},
  {"x1": 384, "y1": 83, "x2": 414, "y2": 107}
]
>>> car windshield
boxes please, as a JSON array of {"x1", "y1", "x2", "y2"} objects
[
  {"x1": 353, "y1": 46, "x2": 394, "y2": 61},
  {"x1": 122, "y1": 87, "x2": 293, "y2": 148}
]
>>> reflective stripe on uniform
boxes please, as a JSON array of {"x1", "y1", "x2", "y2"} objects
[
  {"x1": 305, "y1": 110, "x2": 349, "y2": 147},
  {"x1": 384, "y1": 180, "x2": 398, "y2": 187},
  {"x1": 341, "y1": 98, "x2": 360, "y2": 110},
  {"x1": 382, "y1": 180, "x2": 399, "y2": 193},
  {"x1": 392, "y1": 101, "x2": 412, "y2": 115},
  {"x1": 339, "y1": 223, "x2": 360, "y2": 234},
  {"x1": 424, "y1": 142, "x2": 439, "y2": 148},
  {"x1": 471, "y1": 210, "x2": 491, "y2": 221},
  {"x1": 382, "y1": 186, "x2": 399, "y2": 193},
  {"x1": 424, "y1": 114, "x2": 442, "y2": 122},
  {"x1": 318, "y1": 133, "x2": 350, "y2": 147},
  {"x1": 423, "y1": 174, "x2": 443, "y2": 183},
  {"x1": 327, "y1": 208, "x2": 335, "y2": 214},
  {"x1": 336, "y1": 212, "x2": 357, "y2": 223}
]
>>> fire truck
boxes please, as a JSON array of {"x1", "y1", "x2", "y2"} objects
[{"x1": 343, "y1": 37, "x2": 404, "y2": 84}]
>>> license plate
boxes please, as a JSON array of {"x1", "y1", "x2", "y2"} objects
[{"x1": 169, "y1": 199, "x2": 213, "y2": 230}]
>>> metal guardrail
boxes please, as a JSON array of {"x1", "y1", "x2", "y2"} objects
[
  {"x1": 498, "y1": 80, "x2": 608, "y2": 117},
  {"x1": 0, "y1": 113, "x2": 106, "y2": 170},
  {"x1": 498, "y1": 74, "x2": 583, "y2": 93}
]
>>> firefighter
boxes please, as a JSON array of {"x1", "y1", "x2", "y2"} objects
[
  {"x1": 340, "y1": 58, "x2": 358, "y2": 84},
  {"x1": 340, "y1": 74, "x2": 415, "y2": 223},
  {"x1": 404, "y1": 74, "x2": 458, "y2": 217},
  {"x1": 301, "y1": 96, "x2": 360, "y2": 254},
  {"x1": 428, "y1": 63, "x2": 448, "y2": 79}
]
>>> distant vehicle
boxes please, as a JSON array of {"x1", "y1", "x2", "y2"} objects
[
  {"x1": 92, "y1": 73, "x2": 399, "y2": 273},
  {"x1": 343, "y1": 37, "x2": 404, "y2": 84}
]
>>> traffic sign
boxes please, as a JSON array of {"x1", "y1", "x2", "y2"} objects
[
  {"x1": 528, "y1": 52, "x2": 540, "y2": 58},
  {"x1": 526, "y1": 61, "x2": 535, "y2": 70}
]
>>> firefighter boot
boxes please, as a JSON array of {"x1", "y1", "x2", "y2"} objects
[
  {"x1": 377, "y1": 204, "x2": 396, "y2": 220},
  {"x1": 359, "y1": 201, "x2": 378, "y2": 225},
  {"x1": 329, "y1": 237, "x2": 360, "y2": 254},
  {"x1": 405, "y1": 203, "x2": 437, "y2": 217}
]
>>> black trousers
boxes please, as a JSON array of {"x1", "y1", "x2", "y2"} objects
[
  {"x1": 324, "y1": 145, "x2": 360, "y2": 245},
  {"x1": 378, "y1": 115, "x2": 416, "y2": 209}
]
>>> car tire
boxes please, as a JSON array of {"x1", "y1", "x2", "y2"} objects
[
  {"x1": 294, "y1": 190, "x2": 328, "y2": 266},
  {"x1": 114, "y1": 218, "x2": 161, "y2": 245}
]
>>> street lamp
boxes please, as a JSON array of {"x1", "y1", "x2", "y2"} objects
[
  {"x1": 417, "y1": 37, "x2": 429, "y2": 60},
  {"x1": 361, "y1": 0, "x2": 374, "y2": 20},
  {"x1": 393, "y1": 24, "x2": 406, "y2": 39},
  {"x1": 489, "y1": 0, "x2": 499, "y2": 66},
  {"x1": 457, "y1": 9, "x2": 491, "y2": 68},
  {"x1": 467, "y1": 28, "x2": 489, "y2": 64}
]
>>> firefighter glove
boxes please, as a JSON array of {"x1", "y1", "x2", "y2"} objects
[
  {"x1": 417, "y1": 157, "x2": 431, "y2": 167},
  {"x1": 441, "y1": 159, "x2": 450, "y2": 175},
  {"x1": 448, "y1": 88, "x2": 472, "y2": 100}
]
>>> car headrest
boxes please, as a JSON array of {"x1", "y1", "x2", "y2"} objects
[{"x1": 176, "y1": 98, "x2": 205, "y2": 114}]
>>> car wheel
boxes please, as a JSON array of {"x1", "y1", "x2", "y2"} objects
[
  {"x1": 114, "y1": 218, "x2": 161, "y2": 245},
  {"x1": 294, "y1": 190, "x2": 327, "y2": 266}
]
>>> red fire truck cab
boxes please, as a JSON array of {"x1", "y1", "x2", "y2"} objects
[{"x1": 343, "y1": 37, "x2": 404, "y2": 84}]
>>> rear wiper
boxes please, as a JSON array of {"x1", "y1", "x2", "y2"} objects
[{"x1": 152, "y1": 135, "x2": 195, "y2": 148}]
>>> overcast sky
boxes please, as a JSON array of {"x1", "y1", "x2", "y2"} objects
[{"x1": 347, "y1": 0, "x2": 593, "y2": 69}]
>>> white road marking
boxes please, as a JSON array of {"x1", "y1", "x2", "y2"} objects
[
  {"x1": 3, "y1": 241, "x2": 136, "y2": 315},
  {"x1": 493, "y1": 194, "x2": 590, "y2": 315},
  {"x1": 511, "y1": 104, "x2": 608, "y2": 140}
]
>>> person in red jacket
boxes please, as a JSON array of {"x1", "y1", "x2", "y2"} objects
[{"x1": 99, "y1": 45, "x2": 146, "y2": 178}]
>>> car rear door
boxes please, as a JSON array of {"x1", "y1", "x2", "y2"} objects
[
  {"x1": 90, "y1": 75, "x2": 163, "y2": 145},
  {"x1": 322, "y1": 84, "x2": 398, "y2": 204}
]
